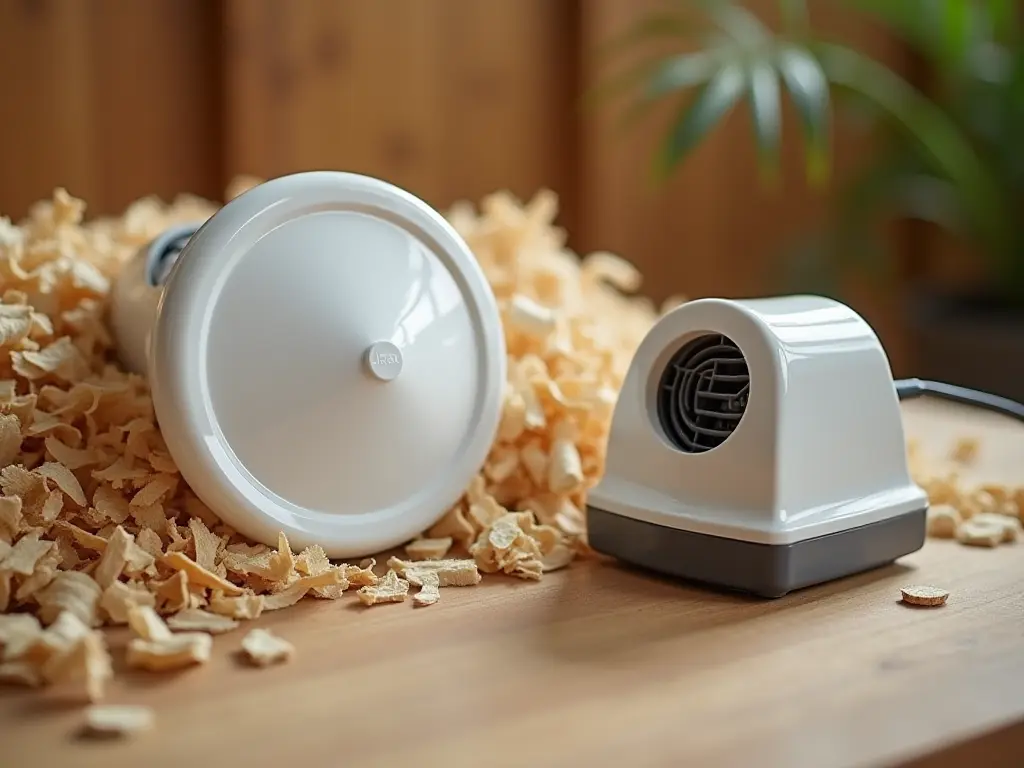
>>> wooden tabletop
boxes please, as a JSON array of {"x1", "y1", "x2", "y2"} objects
[{"x1": 2, "y1": 397, "x2": 1023, "y2": 768}]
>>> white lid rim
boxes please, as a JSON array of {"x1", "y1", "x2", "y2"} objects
[{"x1": 148, "y1": 171, "x2": 506, "y2": 558}]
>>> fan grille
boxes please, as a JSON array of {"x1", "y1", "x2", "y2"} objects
[{"x1": 656, "y1": 333, "x2": 749, "y2": 454}]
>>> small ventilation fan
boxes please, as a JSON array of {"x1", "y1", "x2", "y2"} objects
[{"x1": 587, "y1": 295, "x2": 929, "y2": 598}]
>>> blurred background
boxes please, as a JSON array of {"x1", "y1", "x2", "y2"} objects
[{"x1": 1, "y1": 0, "x2": 1021, "y2": 398}]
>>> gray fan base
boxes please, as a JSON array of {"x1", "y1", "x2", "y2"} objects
[{"x1": 586, "y1": 505, "x2": 927, "y2": 599}]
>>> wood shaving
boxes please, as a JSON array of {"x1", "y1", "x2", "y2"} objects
[
  {"x1": 161, "y1": 551, "x2": 243, "y2": 596},
  {"x1": 428, "y1": 504, "x2": 476, "y2": 549},
  {"x1": 0, "y1": 660, "x2": 42, "y2": 687},
  {"x1": 82, "y1": 705, "x2": 154, "y2": 738},
  {"x1": 548, "y1": 438, "x2": 584, "y2": 493},
  {"x1": 126, "y1": 605, "x2": 172, "y2": 642},
  {"x1": 0, "y1": 613, "x2": 42, "y2": 659},
  {"x1": 263, "y1": 570, "x2": 348, "y2": 611},
  {"x1": 949, "y1": 437, "x2": 979, "y2": 465},
  {"x1": 54, "y1": 520, "x2": 108, "y2": 552},
  {"x1": 44, "y1": 436, "x2": 101, "y2": 470},
  {"x1": 356, "y1": 569, "x2": 409, "y2": 606},
  {"x1": 40, "y1": 624, "x2": 111, "y2": 702},
  {"x1": 404, "y1": 536, "x2": 453, "y2": 561},
  {"x1": 99, "y1": 581, "x2": 155, "y2": 624},
  {"x1": 93, "y1": 525, "x2": 154, "y2": 588},
  {"x1": 188, "y1": 518, "x2": 222, "y2": 572},
  {"x1": 469, "y1": 512, "x2": 546, "y2": 581},
  {"x1": 14, "y1": 546, "x2": 60, "y2": 604},
  {"x1": 387, "y1": 556, "x2": 482, "y2": 587},
  {"x1": 293, "y1": 544, "x2": 347, "y2": 598},
  {"x1": 0, "y1": 529, "x2": 54, "y2": 576},
  {"x1": 925, "y1": 505, "x2": 961, "y2": 539},
  {"x1": 507, "y1": 293, "x2": 557, "y2": 337},
  {"x1": 152, "y1": 570, "x2": 189, "y2": 614},
  {"x1": 135, "y1": 527, "x2": 164, "y2": 558},
  {"x1": 412, "y1": 571, "x2": 441, "y2": 607},
  {"x1": 264, "y1": 532, "x2": 296, "y2": 583},
  {"x1": 36, "y1": 571, "x2": 102, "y2": 627},
  {"x1": 900, "y1": 585, "x2": 949, "y2": 607},
  {"x1": 0, "y1": 414, "x2": 22, "y2": 467},
  {"x1": 540, "y1": 543, "x2": 575, "y2": 572},
  {"x1": 208, "y1": 592, "x2": 264, "y2": 620},
  {"x1": 0, "y1": 496, "x2": 22, "y2": 544},
  {"x1": 914, "y1": 438, "x2": 1024, "y2": 546},
  {"x1": 969, "y1": 512, "x2": 1021, "y2": 543},
  {"x1": 126, "y1": 632, "x2": 212, "y2": 672},
  {"x1": 166, "y1": 608, "x2": 239, "y2": 634},
  {"x1": 344, "y1": 560, "x2": 378, "y2": 587},
  {"x1": 956, "y1": 519, "x2": 1004, "y2": 548},
  {"x1": 240, "y1": 628, "x2": 294, "y2": 667},
  {"x1": 35, "y1": 461, "x2": 87, "y2": 506},
  {"x1": 17, "y1": 610, "x2": 91, "y2": 668}
]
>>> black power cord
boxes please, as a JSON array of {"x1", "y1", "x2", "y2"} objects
[{"x1": 895, "y1": 378, "x2": 1024, "y2": 423}]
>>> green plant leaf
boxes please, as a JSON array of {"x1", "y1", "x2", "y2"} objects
[
  {"x1": 938, "y1": 0, "x2": 972, "y2": 68},
  {"x1": 655, "y1": 62, "x2": 746, "y2": 180},
  {"x1": 814, "y1": 42, "x2": 1012, "y2": 271},
  {"x1": 987, "y1": 0, "x2": 1018, "y2": 44},
  {"x1": 644, "y1": 50, "x2": 719, "y2": 99},
  {"x1": 776, "y1": 45, "x2": 831, "y2": 185},
  {"x1": 831, "y1": 152, "x2": 964, "y2": 276},
  {"x1": 845, "y1": 0, "x2": 990, "y2": 78},
  {"x1": 747, "y1": 59, "x2": 782, "y2": 179},
  {"x1": 844, "y1": 0, "x2": 934, "y2": 52},
  {"x1": 605, "y1": 51, "x2": 719, "y2": 138}
]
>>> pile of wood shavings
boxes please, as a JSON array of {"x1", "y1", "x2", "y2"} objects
[
  {"x1": 910, "y1": 438, "x2": 1024, "y2": 547},
  {"x1": 0, "y1": 179, "x2": 671, "y2": 707}
]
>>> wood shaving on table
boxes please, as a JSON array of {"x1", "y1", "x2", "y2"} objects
[
  {"x1": 912, "y1": 437, "x2": 1024, "y2": 546},
  {"x1": 81, "y1": 704, "x2": 154, "y2": 738},
  {"x1": 900, "y1": 585, "x2": 950, "y2": 607},
  {"x1": 239, "y1": 628, "x2": 294, "y2": 667}
]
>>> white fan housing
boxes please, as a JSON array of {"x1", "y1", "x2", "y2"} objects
[
  {"x1": 110, "y1": 171, "x2": 506, "y2": 559},
  {"x1": 586, "y1": 295, "x2": 928, "y2": 598}
]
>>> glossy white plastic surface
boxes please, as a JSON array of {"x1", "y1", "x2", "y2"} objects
[
  {"x1": 589, "y1": 295, "x2": 927, "y2": 545},
  {"x1": 111, "y1": 223, "x2": 202, "y2": 377},
  {"x1": 110, "y1": 238, "x2": 161, "y2": 377},
  {"x1": 112, "y1": 171, "x2": 505, "y2": 558}
]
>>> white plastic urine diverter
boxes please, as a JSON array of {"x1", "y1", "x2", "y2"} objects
[
  {"x1": 585, "y1": 295, "x2": 928, "y2": 598},
  {"x1": 111, "y1": 171, "x2": 506, "y2": 558}
]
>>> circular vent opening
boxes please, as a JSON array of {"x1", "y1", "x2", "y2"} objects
[{"x1": 656, "y1": 333, "x2": 750, "y2": 454}]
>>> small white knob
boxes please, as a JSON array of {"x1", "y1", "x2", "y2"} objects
[{"x1": 364, "y1": 341, "x2": 403, "y2": 381}]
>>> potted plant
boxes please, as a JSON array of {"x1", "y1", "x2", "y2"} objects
[{"x1": 593, "y1": 0, "x2": 1024, "y2": 401}]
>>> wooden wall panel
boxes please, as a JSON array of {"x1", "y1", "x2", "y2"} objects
[
  {"x1": 221, "y1": 0, "x2": 576, "y2": 221},
  {"x1": 0, "y1": 0, "x2": 221, "y2": 220},
  {"x1": 0, "y1": 0, "x2": 100, "y2": 215},
  {"x1": 89, "y1": 0, "x2": 223, "y2": 213}
]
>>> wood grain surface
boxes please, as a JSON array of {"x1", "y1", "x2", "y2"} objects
[{"x1": 1, "y1": 397, "x2": 1023, "y2": 768}]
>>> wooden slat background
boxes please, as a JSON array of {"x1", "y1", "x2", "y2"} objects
[
  {"x1": 0, "y1": 0, "x2": 222, "y2": 213},
  {"x1": 0, "y1": 0, "x2": 930, "y2": 373}
]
